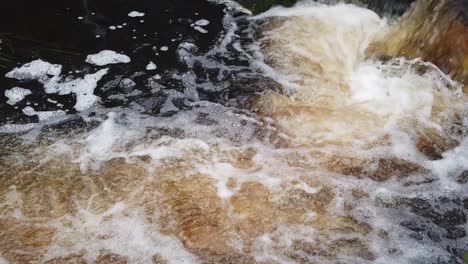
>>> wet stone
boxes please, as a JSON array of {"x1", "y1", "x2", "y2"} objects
[
  {"x1": 445, "y1": 227, "x2": 466, "y2": 240},
  {"x1": 392, "y1": 196, "x2": 467, "y2": 242},
  {"x1": 434, "y1": 255, "x2": 465, "y2": 264},
  {"x1": 95, "y1": 254, "x2": 127, "y2": 264},
  {"x1": 152, "y1": 255, "x2": 168, "y2": 264},
  {"x1": 44, "y1": 255, "x2": 86, "y2": 264},
  {"x1": 427, "y1": 231, "x2": 442, "y2": 242},
  {"x1": 456, "y1": 170, "x2": 468, "y2": 184},
  {"x1": 119, "y1": 78, "x2": 136, "y2": 91},
  {"x1": 403, "y1": 177, "x2": 436, "y2": 187},
  {"x1": 450, "y1": 198, "x2": 462, "y2": 206},
  {"x1": 195, "y1": 112, "x2": 218, "y2": 126},
  {"x1": 409, "y1": 232, "x2": 424, "y2": 240},
  {"x1": 416, "y1": 136, "x2": 444, "y2": 160},
  {"x1": 334, "y1": 238, "x2": 375, "y2": 261},
  {"x1": 436, "y1": 209, "x2": 467, "y2": 229},
  {"x1": 400, "y1": 220, "x2": 426, "y2": 232},
  {"x1": 136, "y1": 96, "x2": 166, "y2": 112},
  {"x1": 445, "y1": 246, "x2": 468, "y2": 262},
  {"x1": 439, "y1": 196, "x2": 452, "y2": 204},
  {"x1": 399, "y1": 198, "x2": 437, "y2": 219}
]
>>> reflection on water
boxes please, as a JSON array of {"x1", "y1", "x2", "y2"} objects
[{"x1": 0, "y1": 0, "x2": 467, "y2": 263}]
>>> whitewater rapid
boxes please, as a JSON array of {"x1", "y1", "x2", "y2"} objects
[{"x1": 0, "y1": 0, "x2": 467, "y2": 263}]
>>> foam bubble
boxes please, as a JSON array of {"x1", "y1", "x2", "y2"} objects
[
  {"x1": 193, "y1": 26, "x2": 208, "y2": 34},
  {"x1": 45, "y1": 203, "x2": 200, "y2": 263},
  {"x1": 195, "y1": 19, "x2": 210, "y2": 26},
  {"x1": 22, "y1": 106, "x2": 66, "y2": 122},
  {"x1": 5, "y1": 59, "x2": 62, "y2": 82},
  {"x1": 44, "y1": 68, "x2": 109, "y2": 111},
  {"x1": 128, "y1": 11, "x2": 145, "y2": 17},
  {"x1": 85, "y1": 50, "x2": 131, "y2": 66},
  {"x1": 146, "y1": 61, "x2": 157, "y2": 71},
  {"x1": 4, "y1": 87, "x2": 32, "y2": 105}
]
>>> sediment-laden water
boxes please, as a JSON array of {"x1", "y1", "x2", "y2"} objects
[{"x1": 0, "y1": 0, "x2": 467, "y2": 263}]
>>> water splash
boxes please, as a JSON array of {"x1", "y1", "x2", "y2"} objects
[{"x1": 0, "y1": 0, "x2": 467, "y2": 263}]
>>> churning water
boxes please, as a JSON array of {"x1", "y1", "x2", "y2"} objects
[{"x1": 0, "y1": 0, "x2": 467, "y2": 263}]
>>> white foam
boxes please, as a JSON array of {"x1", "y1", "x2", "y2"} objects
[
  {"x1": 22, "y1": 106, "x2": 66, "y2": 122},
  {"x1": 250, "y1": 2, "x2": 465, "y2": 147},
  {"x1": 1, "y1": 2, "x2": 467, "y2": 263},
  {"x1": 159, "y1": 97, "x2": 179, "y2": 113},
  {"x1": 128, "y1": 11, "x2": 145, "y2": 17},
  {"x1": 430, "y1": 136, "x2": 468, "y2": 184},
  {"x1": 255, "y1": 1, "x2": 381, "y2": 23},
  {"x1": 349, "y1": 59, "x2": 437, "y2": 118},
  {"x1": 47, "y1": 98, "x2": 58, "y2": 104},
  {"x1": 0, "y1": 256, "x2": 9, "y2": 264},
  {"x1": 77, "y1": 112, "x2": 147, "y2": 171},
  {"x1": 45, "y1": 203, "x2": 200, "y2": 264},
  {"x1": 44, "y1": 68, "x2": 108, "y2": 111},
  {"x1": 5, "y1": 59, "x2": 62, "y2": 82},
  {"x1": 145, "y1": 61, "x2": 157, "y2": 71},
  {"x1": 128, "y1": 137, "x2": 210, "y2": 163},
  {"x1": 85, "y1": 50, "x2": 131, "y2": 66},
  {"x1": 252, "y1": 225, "x2": 316, "y2": 264},
  {"x1": 0, "y1": 123, "x2": 36, "y2": 133},
  {"x1": 4, "y1": 87, "x2": 32, "y2": 105},
  {"x1": 78, "y1": 113, "x2": 122, "y2": 171},
  {"x1": 194, "y1": 19, "x2": 210, "y2": 26},
  {"x1": 193, "y1": 26, "x2": 208, "y2": 34}
]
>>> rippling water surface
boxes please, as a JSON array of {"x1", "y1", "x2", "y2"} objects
[{"x1": 0, "y1": 0, "x2": 467, "y2": 263}]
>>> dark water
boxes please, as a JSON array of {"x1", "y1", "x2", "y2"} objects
[{"x1": 0, "y1": 0, "x2": 230, "y2": 124}]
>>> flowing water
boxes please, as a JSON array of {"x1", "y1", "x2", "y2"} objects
[{"x1": 0, "y1": 0, "x2": 467, "y2": 263}]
